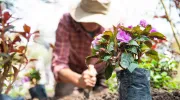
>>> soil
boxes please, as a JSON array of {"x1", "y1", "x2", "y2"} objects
[
  {"x1": 152, "y1": 89, "x2": 180, "y2": 100},
  {"x1": 58, "y1": 91, "x2": 118, "y2": 100},
  {"x1": 48, "y1": 89, "x2": 180, "y2": 100}
]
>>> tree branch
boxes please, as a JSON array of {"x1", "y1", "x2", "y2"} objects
[{"x1": 160, "y1": 0, "x2": 180, "y2": 51}]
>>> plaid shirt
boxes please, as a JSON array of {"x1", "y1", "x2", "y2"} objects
[{"x1": 52, "y1": 13, "x2": 105, "y2": 81}]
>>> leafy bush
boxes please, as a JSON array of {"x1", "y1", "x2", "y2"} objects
[
  {"x1": 139, "y1": 54, "x2": 179, "y2": 89},
  {"x1": 0, "y1": 5, "x2": 39, "y2": 94},
  {"x1": 105, "y1": 72, "x2": 118, "y2": 93}
]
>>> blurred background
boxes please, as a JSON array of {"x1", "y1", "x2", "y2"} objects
[{"x1": 1, "y1": 0, "x2": 180, "y2": 99}]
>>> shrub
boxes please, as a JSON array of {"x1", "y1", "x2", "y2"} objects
[
  {"x1": 0, "y1": 5, "x2": 39, "y2": 94},
  {"x1": 139, "y1": 54, "x2": 179, "y2": 89}
]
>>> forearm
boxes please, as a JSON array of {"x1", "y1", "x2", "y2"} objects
[{"x1": 58, "y1": 68, "x2": 81, "y2": 86}]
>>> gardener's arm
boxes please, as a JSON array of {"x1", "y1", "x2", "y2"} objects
[
  {"x1": 52, "y1": 64, "x2": 96, "y2": 88},
  {"x1": 52, "y1": 14, "x2": 96, "y2": 88}
]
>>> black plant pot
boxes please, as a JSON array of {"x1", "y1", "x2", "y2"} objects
[
  {"x1": 0, "y1": 94, "x2": 24, "y2": 100},
  {"x1": 29, "y1": 84, "x2": 47, "y2": 100},
  {"x1": 117, "y1": 68, "x2": 152, "y2": 100}
]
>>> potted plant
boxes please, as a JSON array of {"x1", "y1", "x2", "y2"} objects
[
  {"x1": 0, "y1": 4, "x2": 39, "y2": 100},
  {"x1": 86, "y1": 20, "x2": 166, "y2": 100},
  {"x1": 24, "y1": 67, "x2": 47, "y2": 100}
]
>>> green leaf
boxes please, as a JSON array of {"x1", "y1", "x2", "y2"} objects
[
  {"x1": 161, "y1": 72, "x2": 167, "y2": 77},
  {"x1": 104, "y1": 31, "x2": 113, "y2": 37},
  {"x1": 120, "y1": 53, "x2": 134, "y2": 69},
  {"x1": 132, "y1": 25, "x2": 142, "y2": 34},
  {"x1": 113, "y1": 26, "x2": 118, "y2": 35},
  {"x1": 103, "y1": 55, "x2": 111, "y2": 61},
  {"x1": 92, "y1": 48, "x2": 97, "y2": 55},
  {"x1": 107, "y1": 42, "x2": 114, "y2": 52},
  {"x1": 153, "y1": 74, "x2": 162, "y2": 80},
  {"x1": 128, "y1": 46, "x2": 138, "y2": 54},
  {"x1": 93, "y1": 45, "x2": 101, "y2": 50},
  {"x1": 148, "y1": 32, "x2": 166, "y2": 40},
  {"x1": 98, "y1": 38, "x2": 106, "y2": 43},
  {"x1": 145, "y1": 50, "x2": 159, "y2": 61},
  {"x1": 128, "y1": 40, "x2": 139, "y2": 46},
  {"x1": 118, "y1": 43, "x2": 121, "y2": 46},
  {"x1": 128, "y1": 63, "x2": 138, "y2": 73},
  {"x1": 119, "y1": 26, "x2": 131, "y2": 31},
  {"x1": 136, "y1": 35, "x2": 150, "y2": 41},
  {"x1": 140, "y1": 43, "x2": 150, "y2": 52},
  {"x1": 144, "y1": 40, "x2": 152, "y2": 48},
  {"x1": 102, "y1": 35, "x2": 110, "y2": 40},
  {"x1": 105, "y1": 63, "x2": 114, "y2": 79},
  {"x1": 141, "y1": 25, "x2": 152, "y2": 35},
  {"x1": 120, "y1": 60, "x2": 129, "y2": 69}
]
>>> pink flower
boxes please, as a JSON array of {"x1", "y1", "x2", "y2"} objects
[
  {"x1": 140, "y1": 20, "x2": 148, "y2": 28},
  {"x1": 21, "y1": 76, "x2": 30, "y2": 83},
  {"x1": 116, "y1": 30, "x2": 132, "y2": 43},
  {"x1": 150, "y1": 28, "x2": 157, "y2": 33},
  {"x1": 128, "y1": 25, "x2": 133, "y2": 29},
  {"x1": 92, "y1": 34, "x2": 103, "y2": 48}
]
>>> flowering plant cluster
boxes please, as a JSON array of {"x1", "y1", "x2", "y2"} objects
[
  {"x1": 86, "y1": 20, "x2": 166, "y2": 79},
  {"x1": 23, "y1": 67, "x2": 41, "y2": 85}
]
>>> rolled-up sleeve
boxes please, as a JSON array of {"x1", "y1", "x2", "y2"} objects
[{"x1": 51, "y1": 15, "x2": 70, "y2": 81}]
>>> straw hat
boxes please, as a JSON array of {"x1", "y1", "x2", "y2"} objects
[{"x1": 70, "y1": 0, "x2": 121, "y2": 28}]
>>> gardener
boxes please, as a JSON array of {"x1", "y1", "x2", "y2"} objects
[{"x1": 51, "y1": 0, "x2": 121, "y2": 98}]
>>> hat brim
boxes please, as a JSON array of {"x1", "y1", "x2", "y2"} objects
[{"x1": 70, "y1": 4, "x2": 121, "y2": 28}]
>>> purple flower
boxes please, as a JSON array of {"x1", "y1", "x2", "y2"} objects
[
  {"x1": 128, "y1": 25, "x2": 133, "y2": 29},
  {"x1": 21, "y1": 77, "x2": 30, "y2": 83},
  {"x1": 92, "y1": 40, "x2": 99, "y2": 47},
  {"x1": 150, "y1": 27, "x2": 157, "y2": 33},
  {"x1": 92, "y1": 34, "x2": 103, "y2": 48},
  {"x1": 96, "y1": 34, "x2": 103, "y2": 39},
  {"x1": 140, "y1": 20, "x2": 148, "y2": 28},
  {"x1": 116, "y1": 30, "x2": 132, "y2": 43}
]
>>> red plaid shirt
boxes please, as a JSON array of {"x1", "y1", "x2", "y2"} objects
[{"x1": 52, "y1": 13, "x2": 105, "y2": 81}]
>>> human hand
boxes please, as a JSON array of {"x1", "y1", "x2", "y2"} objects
[{"x1": 77, "y1": 65, "x2": 97, "y2": 88}]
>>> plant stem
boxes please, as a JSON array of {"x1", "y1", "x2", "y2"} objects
[
  {"x1": 160, "y1": 0, "x2": 180, "y2": 51},
  {"x1": 5, "y1": 41, "x2": 29, "y2": 94},
  {"x1": 0, "y1": 9, "x2": 9, "y2": 93}
]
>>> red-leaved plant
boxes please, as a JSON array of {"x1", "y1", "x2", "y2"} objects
[{"x1": 0, "y1": 7, "x2": 39, "y2": 94}]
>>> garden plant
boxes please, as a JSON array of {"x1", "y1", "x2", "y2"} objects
[
  {"x1": 0, "y1": 4, "x2": 39, "y2": 99},
  {"x1": 86, "y1": 20, "x2": 166, "y2": 100}
]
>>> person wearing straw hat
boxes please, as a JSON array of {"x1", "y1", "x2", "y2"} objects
[{"x1": 52, "y1": 0, "x2": 120, "y2": 98}]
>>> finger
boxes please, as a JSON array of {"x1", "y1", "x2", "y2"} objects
[
  {"x1": 86, "y1": 71, "x2": 96, "y2": 77},
  {"x1": 85, "y1": 79, "x2": 96, "y2": 86},
  {"x1": 83, "y1": 74, "x2": 91, "y2": 79},
  {"x1": 86, "y1": 82, "x2": 95, "y2": 87},
  {"x1": 91, "y1": 77, "x2": 96, "y2": 82}
]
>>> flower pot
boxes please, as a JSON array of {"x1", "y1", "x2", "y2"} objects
[
  {"x1": 116, "y1": 68, "x2": 152, "y2": 100},
  {"x1": 29, "y1": 84, "x2": 47, "y2": 100},
  {"x1": 0, "y1": 94, "x2": 24, "y2": 100}
]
